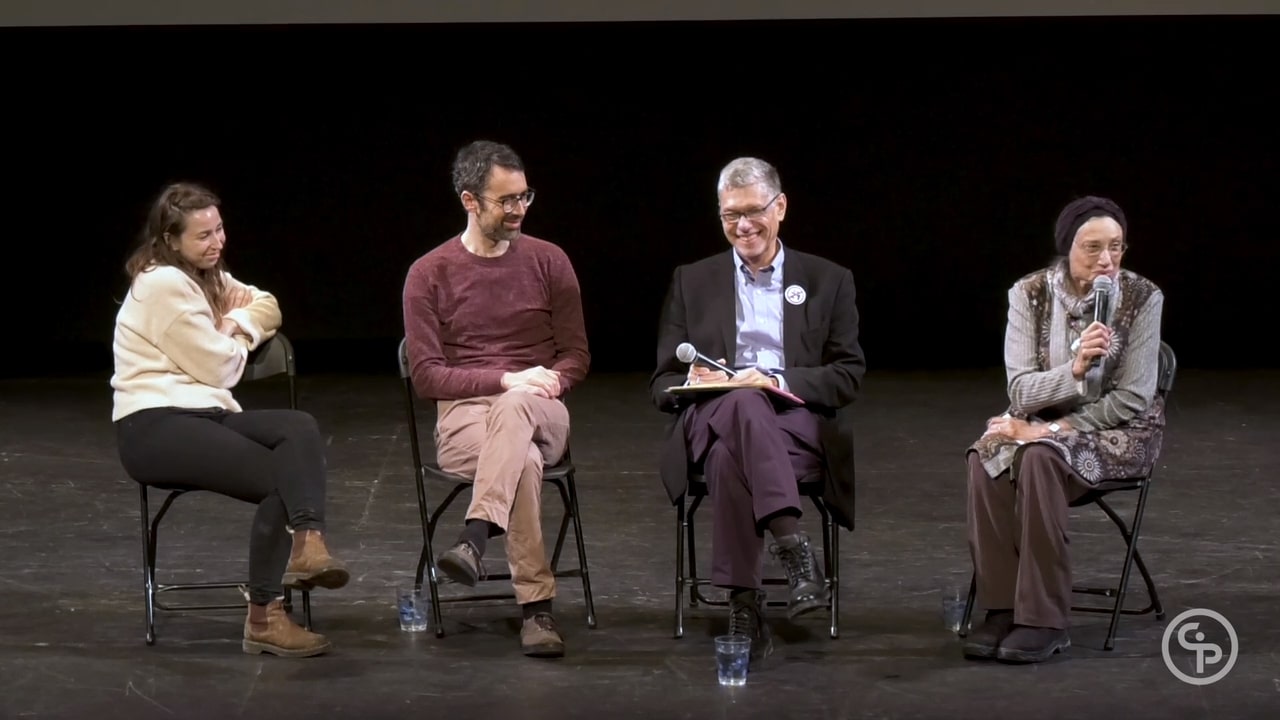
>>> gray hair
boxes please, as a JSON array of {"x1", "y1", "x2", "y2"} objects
[{"x1": 716, "y1": 157, "x2": 782, "y2": 198}]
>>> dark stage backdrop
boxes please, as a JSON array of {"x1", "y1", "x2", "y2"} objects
[{"x1": 3, "y1": 15, "x2": 1274, "y2": 378}]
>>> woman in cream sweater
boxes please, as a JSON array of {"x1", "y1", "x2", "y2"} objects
[{"x1": 112, "y1": 182, "x2": 348, "y2": 658}]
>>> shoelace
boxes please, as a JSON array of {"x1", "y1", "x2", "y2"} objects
[
  {"x1": 770, "y1": 540, "x2": 815, "y2": 586},
  {"x1": 728, "y1": 604, "x2": 756, "y2": 636},
  {"x1": 459, "y1": 541, "x2": 488, "y2": 581}
]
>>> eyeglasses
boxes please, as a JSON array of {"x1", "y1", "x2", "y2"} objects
[
  {"x1": 1077, "y1": 241, "x2": 1128, "y2": 259},
  {"x1": 477, "y1": 189, "x2": 536, "y2": 213},
  {"x1": 719, "y1": 193, "x2": 780, "y2": 224}
]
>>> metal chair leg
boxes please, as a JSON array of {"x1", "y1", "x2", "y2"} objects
[
  {"x1": 565, "y1": 472, "x2": 597, "y2": 629},
  {"x1": 958, "y1": 572, "x2": 977, "y2": 638},
  {"x1": 823, "y1": 505, "x2": 840, "y2": 639},
  {"x1": 139, "y1": 484, "x2": 157, "y2": 646},
  {"x1": 674, "y1": 496, "x2": 686, "y2": 639}
]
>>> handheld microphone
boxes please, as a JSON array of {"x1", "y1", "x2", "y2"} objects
[
  {"x1": 1090, "y1": 275, "x2": 1113, "y2": 368},
  {"x1": 1092, "y1": 275, "x2": 1113, "y2": 326},
  {"x1": 675, "y1": 342, "x2": 737, "y2": 377}
]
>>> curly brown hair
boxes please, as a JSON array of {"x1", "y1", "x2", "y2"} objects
[{"x1": 124, "y1": 182, "x2": 228, "y2": 316}]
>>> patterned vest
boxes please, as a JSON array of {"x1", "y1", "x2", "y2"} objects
[{"x1": 970, "y1": 263, "x2": 1167, "y2": 484}]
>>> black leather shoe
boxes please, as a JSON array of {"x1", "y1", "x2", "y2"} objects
[
  {"x1": 770, "y1": 533, "x2": 829, "y2": 619},
  {"x1": 728, "y1": 590, "x2": 773, "y2": 666},
  {"x1": 962, "y1": 610, "x2": 1015, "y2": 660},
  {"x1": 996, "y1": 625, "x2": 1071, "y2": 663}
]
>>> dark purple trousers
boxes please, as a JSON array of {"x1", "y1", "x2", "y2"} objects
[{"x1": 683, "y1": 389, "x2": 824, "y2": 589}]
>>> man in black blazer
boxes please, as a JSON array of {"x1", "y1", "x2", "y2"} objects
[{"x1": 648, "y1": 157, "x2": 865, "y2": 663}]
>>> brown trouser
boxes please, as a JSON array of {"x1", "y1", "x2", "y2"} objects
[
  {"x1": 966, "y1": 444, "x2": 1091, "y2": 629},
  {"x1": 435, "y1": 392, "x2": 571, "y2": 605}
]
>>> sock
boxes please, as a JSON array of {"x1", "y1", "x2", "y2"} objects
[
  {"x1": 728, "y1": 587, "x2": 758, "y2": 604},
  {"x1": 460, "y1": 519, "x2": 496, "y2": 556},
  {"x1": 766, "y1": 513, "x2": 800, "y2": 540},
  {"x1": 522, "y1": 599, "x2": 552, "y2": 620}
]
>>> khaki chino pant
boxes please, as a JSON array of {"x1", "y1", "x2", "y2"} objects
[{"x1": 435, "y1": 392, "x2": 570, "y2": 605}]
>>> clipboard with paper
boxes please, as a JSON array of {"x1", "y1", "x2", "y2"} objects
[{"x1": 665, "y1": 380, "x2": 805, "y2": 407}]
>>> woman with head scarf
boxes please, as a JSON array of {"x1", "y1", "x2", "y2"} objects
[{"x1": 962, "y1": 195, "x2": 1166, "y2": 663}]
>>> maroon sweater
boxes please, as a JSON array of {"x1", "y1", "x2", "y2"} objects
[{"x1": 402, "y1": 233, "x2": 590, "y2": 401}]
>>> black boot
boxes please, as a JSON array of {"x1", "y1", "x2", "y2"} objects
[
  {"x1": 769, "y1": 533, "x2": 829, "y2": 619},
  {"x1": 962, "y1": 610, "x2": 1014, "y2": 660},
  {"x1": 728, "y1": 590, "x2": 773, "y2": 666},
  {"x1": 996, "y1": 625, "x2": 1071, "y2": 663}
]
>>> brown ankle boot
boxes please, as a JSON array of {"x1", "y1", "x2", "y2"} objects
[
  {"x1": 242, "y1": 598, "x2": 332, "y2": 657},
  {"x1": 282, "y1": 529, "x2": 350, "y2": 590}
]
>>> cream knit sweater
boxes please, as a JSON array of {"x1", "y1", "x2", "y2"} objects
[{"x1": 111, "y1": 264, "x2": 282, "y2": 421}]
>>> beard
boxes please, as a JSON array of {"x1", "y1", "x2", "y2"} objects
[{"x1": 481, "y1": 215, "x2": 521, "y2": 244}]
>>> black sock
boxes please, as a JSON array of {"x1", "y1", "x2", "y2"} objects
[
  {"x1": 522, "y1": 599, "x2": 552, "y2": 619},
  {"x1": 460, "y1": 519, "x2": 496, "y2": 556},
  {"x1": 766, "y1": 513, "x2": 800, "y2": 540},
  {"x1": 728, "y1": 587, "x2": 758, "y2": 604}
]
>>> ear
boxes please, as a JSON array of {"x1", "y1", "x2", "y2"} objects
[
  {"x1": 774, "y1": 192, "x2": 788, "y2": 222},
  {"x1": 460, "y1": 191, "x2": 478, "y2": 215}
]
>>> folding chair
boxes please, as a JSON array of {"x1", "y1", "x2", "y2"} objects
[
  {"x1": 137, "y1": 333, "x2": 312, "y2": 645},
  {"x1": 397, "y1": 337, "x2": 597, "y2": 637},
  {"x1": 674, "y1": 467, "x2": 843, "y2": 640},
  {"x1": 959, "y1": 340, "x2": 1176, "y2": 651}
]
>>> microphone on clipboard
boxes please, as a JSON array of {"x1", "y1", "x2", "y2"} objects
[{"x1": 676, "y1": 342, "x2": 736, "y2": 377}]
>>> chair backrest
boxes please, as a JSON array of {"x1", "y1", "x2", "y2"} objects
[
  {"x1": 244, "y1": 333, "x2": 295, "y2": 382},
  {"x1": 398, "y1": 337, "x2": 428, "y2": 472},
  {"x1": 1156, "y1": 341, "x2": 1177, "y2": 397},
  {"x1": 242, "y1": 333, "x2": 297, "y2": 410},
  {"x1": 397, "y1": 336, "x2": 411, "y2": 382}
]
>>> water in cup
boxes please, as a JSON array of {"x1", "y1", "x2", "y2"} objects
[
  {"x1": 941, "y1": 586, "x2": 966, "y2": 634},
  {"x1": 714, "y1": 634, "x2": 751, "y2": 686},
  {"x1": 398, "y1": 587, "x2": 429, "y2": 632}
]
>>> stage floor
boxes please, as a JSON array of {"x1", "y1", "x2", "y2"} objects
[{"x1": 1, "y1": 368, "x2": 1277, "y2": 719}]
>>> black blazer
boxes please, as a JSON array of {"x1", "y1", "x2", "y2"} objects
[{"x1": 647, "y1": 246, "x2": 867, "y2": 529}]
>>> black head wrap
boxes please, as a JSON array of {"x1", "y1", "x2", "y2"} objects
[{"x1": 1054, "y1": 195, "x2": 1126, "y2": 255}]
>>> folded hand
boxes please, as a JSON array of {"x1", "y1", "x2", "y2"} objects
[
  {"x1": 502, "y1": 365, "x2": 561, "y2": 397},
  {"x1": 506, "y1": 383, "x2": 551, "y2": 399}
]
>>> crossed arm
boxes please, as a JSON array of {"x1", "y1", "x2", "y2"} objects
[{"x1": 145, "y1": 268, "x2": 281, "y2": 389}]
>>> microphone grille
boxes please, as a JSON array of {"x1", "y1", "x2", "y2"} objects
[
  {"x1": 675, "y1": 342, "x2": 696, "y2": 363},
  {"x1": 1092, "y1": 275, "x2": 1113, "y2": 291}
]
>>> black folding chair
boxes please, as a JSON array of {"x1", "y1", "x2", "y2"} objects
[
  {"x1": 397, "y1": 338, "x2": 597, "y2": 637},
  {"x1": 137, "y1": 333, "x2": 311, "y2": 645},
  {"x1": 959, "y1": 340, "x2": 1176, "y2": 651},
  {"x1": 674, "y1": 467, "x2": 843, "y2": 640}
]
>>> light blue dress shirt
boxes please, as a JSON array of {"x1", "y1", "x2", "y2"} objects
[{"x1": 733, "y1": 241, "x2": 790, "y2": 391}]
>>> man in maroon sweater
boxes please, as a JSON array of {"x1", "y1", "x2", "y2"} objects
[{"x1": 401, "y1": 140, "x2": 590, "y2": 658}]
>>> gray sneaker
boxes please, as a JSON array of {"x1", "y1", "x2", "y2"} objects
[{"x1": 437, "y1": 541, "x2": 483, "y2": 586}]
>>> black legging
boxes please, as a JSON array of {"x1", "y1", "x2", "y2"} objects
[{"x1": 116, "y1": 406, "x2": 329, "y2": 605}]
